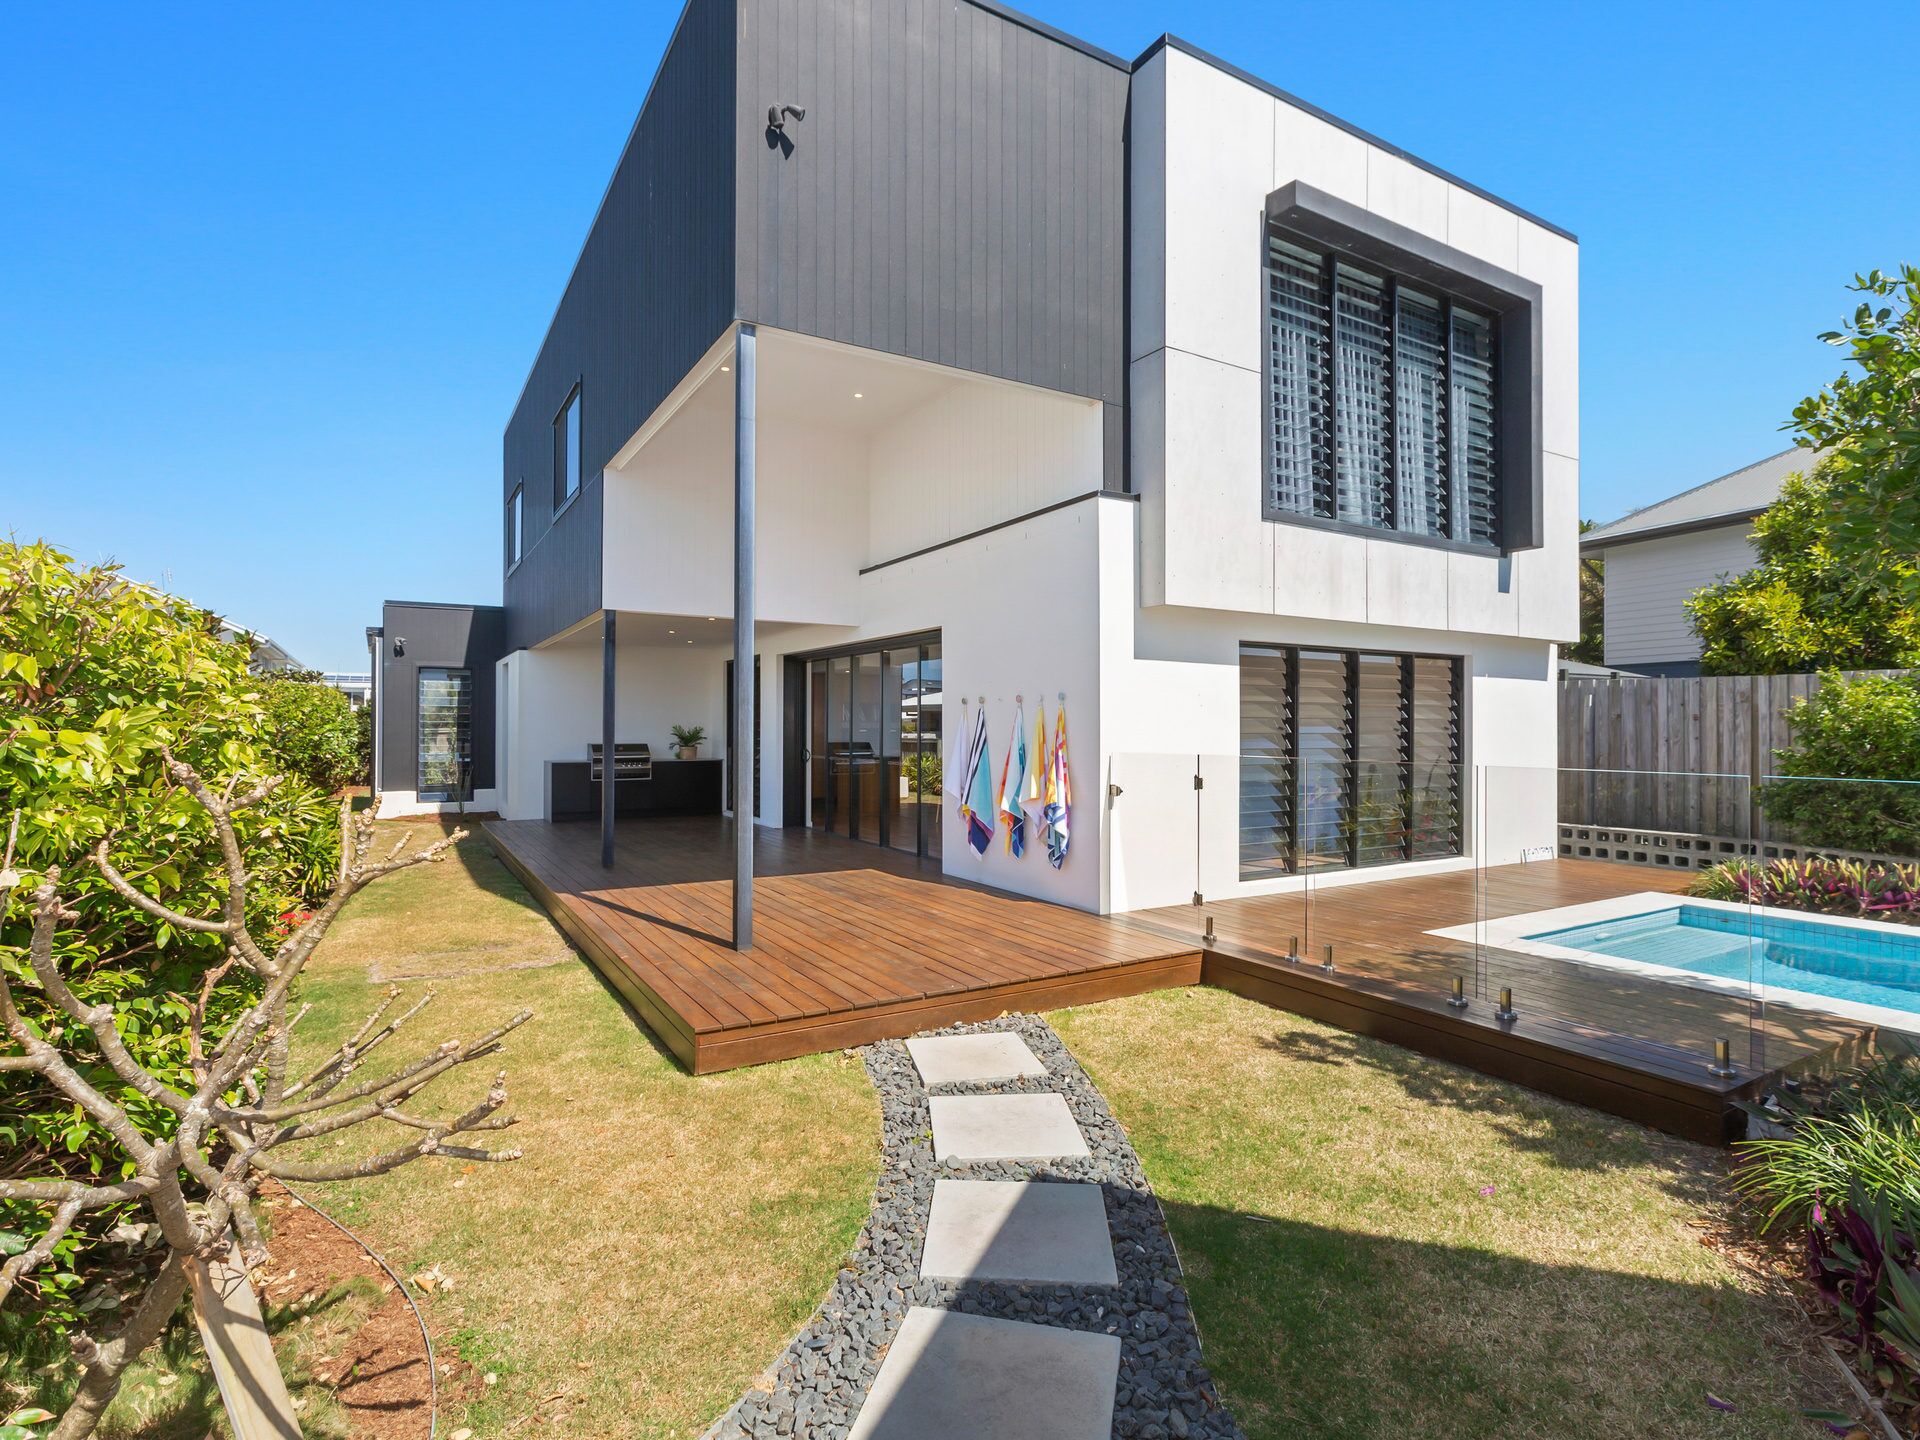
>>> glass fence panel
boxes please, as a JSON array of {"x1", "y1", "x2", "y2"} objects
[
  {"x1": 1196, "y1": 751, "x2": 1310, "y2": 966},
  {"x1": 1105, "y1": 752, "x2": 1203, "y2": 923},
  {"x1": 1485, "y1": 765, "x2": 1761, "y2": 1074}
]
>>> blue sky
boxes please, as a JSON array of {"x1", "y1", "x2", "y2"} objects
[{"x1": 2, "y1": 2, "x2": 1909, "y2": 671}]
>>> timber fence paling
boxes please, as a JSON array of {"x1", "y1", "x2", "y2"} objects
[{"x1": 1556, "y1": 669, "x2": 1915, "y2": 840}]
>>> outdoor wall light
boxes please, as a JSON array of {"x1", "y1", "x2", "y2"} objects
[
  {"x1": 392, "y1": 637, "x2": 406, "y2": 657},
  {"x1": 1495, "y1": 987, "x2": 1517, "y2": 1023}
]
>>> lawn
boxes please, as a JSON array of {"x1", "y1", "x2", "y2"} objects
[
  {"x1": 1055, "y1": 987, "x2": 1845, "y2": 1440},
  {"x1": 282, "y1": 821, "x2": 879, "y2": 1439}
]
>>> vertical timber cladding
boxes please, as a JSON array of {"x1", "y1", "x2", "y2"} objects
[
  {"x1": 501, "y1": 0, "x2": 739, "y2": 652},
  {"x1": 733, "y1": 0, "x2": 1131, "y2": 488}
]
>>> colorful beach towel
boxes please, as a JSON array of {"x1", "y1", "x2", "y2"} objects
[
  {"x1": 1043, "y1": 701, "x2": 1071, "y2": 868},
  {"x1": 962, "y1": 702, "x2": 996, "y2": 857},
  {"x1": 996, "y1": 702, "x2": 1028, "y2": 858}
]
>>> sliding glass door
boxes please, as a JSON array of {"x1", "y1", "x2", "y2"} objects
[{"x1": 799, "y1": 633, "x2": 941, "y2": 858}]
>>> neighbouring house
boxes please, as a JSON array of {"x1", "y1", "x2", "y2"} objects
[
  {"x1": 367, "y1": 0, "x2": 1579, "y2": 919},
  {"x1": 321, "y1": 671, "x2": 373, "y2": 710},
  {"x1": 1580, "y1": 448, "x2": 1804, "y2": 677}
]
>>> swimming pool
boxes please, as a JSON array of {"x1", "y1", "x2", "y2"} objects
[{"x1": 1529, "y1": 904, "x2": 1920, "y2": 1019}]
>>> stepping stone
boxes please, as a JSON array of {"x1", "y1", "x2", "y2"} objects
[
  {"x1": 906, "y1": 1031, "x2": 1047, "y2": 1086},
  {"x1": 921, "y1": 1179, "x2": 1117, "y2": 1285},
  {"x1": 929, "y1": 1093, "x2": 1090, "y2": 1163},
  {"x1": 845, "y1": 1307, "x2": 1119, "y2": 1440}
]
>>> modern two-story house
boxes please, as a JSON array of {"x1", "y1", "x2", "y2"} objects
[{"x1": 368, "y1": 0, "x2": 1578, "y2": 928}]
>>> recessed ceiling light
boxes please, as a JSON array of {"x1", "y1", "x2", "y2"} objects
[
  {"x1": 721, "y1": 365, "x2": 730, "y2": 372},
  {"x1": 706, "y1": 617, "x2": 716, "y2": 622},
  {"x1": 852, "y1": 392, "x2": 864, "y2": 399},
  {"x1": 685, "y1": 639, "x2": 693, "y2": 644},
  {"x1": 667, "y1": 629, "x2": 675, "y2": 634}
]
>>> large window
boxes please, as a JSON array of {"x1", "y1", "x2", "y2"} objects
[
  {"x1": 1239, "y1": 645, "x2": 1460, "y2": 879},
  {"x1": 554, "y1": 385, "x2": 582, "y2": 507},
  {"x1": 506, "y1": 484, "x2": 523, "y2": 568},
  {"x1": 417, "y1": 667, "x2": 473, "y2": 803},
  {"x1": 1266, "y1": 229, "x2": 1500, "y2": 549}
]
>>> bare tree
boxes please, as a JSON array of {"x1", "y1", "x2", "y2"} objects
[{"x1": 0, "y1": 757, "x2": 530, "y2": 1440}]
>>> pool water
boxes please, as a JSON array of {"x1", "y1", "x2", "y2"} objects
[{"x1": 1530, "y1": 905, "x2": 1920, "y2": 1017}]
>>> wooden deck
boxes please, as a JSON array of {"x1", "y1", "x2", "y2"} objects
[
  {"x1": 1120, "y1": 859, "x2": 1870, "y2": 1143},
  {"x1": 483, "y1": 817, "x2": 1201, "y2": 1073},
  {"x1": 484, "y1": 820, "x2": 1869, "y2": 1141}
]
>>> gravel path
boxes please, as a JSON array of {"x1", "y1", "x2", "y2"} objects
[{"x1": 705, "y1": 1013, "x2": 1244, "y2": 1440}]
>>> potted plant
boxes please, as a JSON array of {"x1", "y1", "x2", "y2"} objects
[{"x1": 671, "y1": 724, "x2": 707, "y2": 761}]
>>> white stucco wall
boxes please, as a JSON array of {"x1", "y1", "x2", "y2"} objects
[
  {"x1": 495, "y1": 640, "x2": 728, "y2": 822},
  {"x1": 1600, "y1": 525, "x2": 1758, "y2": 668},
  {"x1": 867, "y1": 380, "x2": 1104, "y2": 565},
  {"x1": 1129, "y1": 45, "x2": 1580, "y2": 646},
  {"x1": 1095, "y1": 500, "x2": 1559, "y2": 912},
  {"x1": 752, "y1": 496, "x2": 1111, "y2": 913},
  {"x1": 603, "y1": 407, "x2": 866, "y2": 628}
]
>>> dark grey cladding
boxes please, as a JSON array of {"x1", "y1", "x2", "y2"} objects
[
  {"x1": 376, "y1": 602, "x2": 507, "y2": 796},
  {"x1": 732, "y1": 0, "x2": 1129, "y2": 487},
  {"x1": 500, "y1": 0, "x2": 1133, "y2": 653},
  {"x1": 502, "y1": 0, "x2": 739, "y2": 654}
]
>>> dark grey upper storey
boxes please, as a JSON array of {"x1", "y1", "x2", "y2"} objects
[{"x1": 502, "y1": 0, "x2": 1130, "y2": 652}]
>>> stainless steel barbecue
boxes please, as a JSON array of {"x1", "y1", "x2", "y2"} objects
[{"x1": 588, "y1": 742, "x2": 652, "y2": 782}]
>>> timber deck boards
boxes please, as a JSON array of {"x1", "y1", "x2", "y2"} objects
[
  {"x1": 483, "y1": 817, "x2": 1200, "y2": 1073},
  {"x1": 1120, "y1": 858, "x2": 1868, "y2": 1143},
  {"x1": 484, "y1": 821, "x2": 1867, "y2": 1140}
]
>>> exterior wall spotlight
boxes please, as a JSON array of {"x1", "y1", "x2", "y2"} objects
[{"x1": 767, "y1": 103, "x2": 807, "y2": 129}]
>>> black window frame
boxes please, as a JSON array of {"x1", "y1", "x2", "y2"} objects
[
  {"x1": 1237, "y1": 642, "x2": 1463, "y2": 879},
  {"x1": 1261, "y1": 182, "x2": 1543, "y2": 555},
  {"x1": 506, "y1": 483, "x2": 524, "y2": 569},
  {"x1": 554, "y1": 383, "x2": 583, "y2": 510},
  {"x1": 416, "y1": 666, "x2": 474, "y2": 804}
]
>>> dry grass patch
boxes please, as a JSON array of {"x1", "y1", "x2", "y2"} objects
[
  {"x1": 289, "y1": 822, "x2": 879, "y2": 1439},
  {"x1": 1054, "y1": 986, "x2": 1843, "y2": 1440}
]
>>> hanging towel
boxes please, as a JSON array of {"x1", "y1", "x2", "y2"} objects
[
  {"x1": 996, "y1": 702, "x2": 1028, "y2": 858},
  {"x1": 1022, "y1": 703, "x2": 1047, "y2": 828},
  {"x1": 1044, "y1": 701, "x2": 1072, "y2": 868},
  {"x1": 963, "y1": 703, "x2": 997, "y2": 857}
]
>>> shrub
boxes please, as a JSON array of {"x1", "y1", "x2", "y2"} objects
[
  {"x1": 1737, "y1": 1052, "x2": 1920, "y2": 1423},
  {"x1": 0, "y1": 541, "x2": 341, "y2": 1333},
  {"x1": 1685, "y1": 464, "x2": 1920, "y2": 676},
  {"x1": 906, "y1": 749, "x2": 942, "y2": 797},
  {"x1": 257, "y1": 667, "x2": 362, "y2": 793},
  {"x1": 1807, "y1": 1192, "x2": 1920, "y2": 1420},
  {"x1": 1689, "y1": 857, "x2": 1920, "y2": 925},
  {"x1": 1756, "y1": 672, "x2": 1920, "y2": 857}
]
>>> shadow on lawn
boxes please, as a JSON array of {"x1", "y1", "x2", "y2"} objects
[
  {"x1": 1155, "y1": 1200, "x2": 1837, "y2": 1440},
  {"x1": 1250, "y1": 1023, "x2": 1727, "y2": 1203}
]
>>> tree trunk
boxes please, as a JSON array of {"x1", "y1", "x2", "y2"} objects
[{"x1": 50, "y1": 1251, "x2": 192, "y2": 1440}]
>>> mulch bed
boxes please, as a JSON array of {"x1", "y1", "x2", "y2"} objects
[{"x1": 254, "y1": 1182, "x2": 441, "y2": 1440}]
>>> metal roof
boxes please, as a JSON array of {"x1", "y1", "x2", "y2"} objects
[{"x1": 1581, "y1": 447, "x2": 1812, "y2": 551}]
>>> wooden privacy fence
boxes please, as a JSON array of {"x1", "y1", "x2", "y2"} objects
[{"x1": 1556, "y1": 670, "x2": 1912, "y2": 840}]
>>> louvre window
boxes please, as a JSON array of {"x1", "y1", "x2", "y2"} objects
[
  {"x1": 418, "y1": 667, "x2": 473, "y2": 803},
  {"x1": 1238, "y1": 645, "x2": 1462, "y2": 878},
  {"x1": 1265, "y1": 228, "x2": 1500, "y2": 548},
  {"x1": 1238, "y1": 647, "x2": 1294, "y2": 879},
  {"x1": 506, "y1": 484, "x2": 523, "y2": 568}
]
